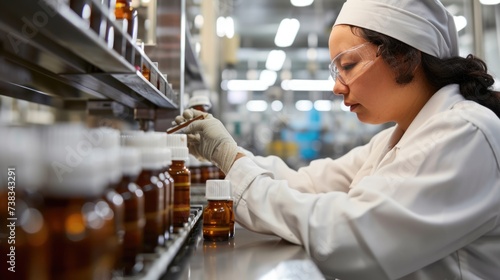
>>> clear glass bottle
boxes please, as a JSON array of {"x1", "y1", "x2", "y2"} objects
[
  {"x1": 116, "y1": 147, "x2": 145, "y2": 275},
  {"x1": 203, "y1": 180, "x2": 231, "y2": 242},
  {"x1": 166, "y1": 134, "x2": 191, "y2": 230}
]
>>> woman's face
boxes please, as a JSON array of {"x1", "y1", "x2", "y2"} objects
[{"x1": 328, "y1": 25, "x2": 402, "y2": 124}]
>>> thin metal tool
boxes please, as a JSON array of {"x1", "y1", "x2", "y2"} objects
[{"x1": 166, "y1": 114, "x2": 205, "y2": 134}]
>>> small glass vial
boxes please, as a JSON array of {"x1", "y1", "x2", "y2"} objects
[
  {"x1": 166, "y1": 134, "x2": 191, "y2": 230},
  {"x1": 187, "y1": 94, "x2": 212, "y2": 113},
  {"x1": 116, "y1": 147, "x2": 145, "y2": 275},
  {"x1": 203, "y1": 180, "x2": 231, "y2": 242},
  {"x1": 142, "y1": 64, "x2": 151, "y2": 81}
]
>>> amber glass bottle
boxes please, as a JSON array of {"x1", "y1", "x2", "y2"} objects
[
  {"x1": 200, "y1": 161, "x2": 212, "y2": 184},
  {"x1": 115, "y1": 147, "x2": 145, "y2": 275},
  {"x1": 92, "y1": 128, "x2": 125, "y2": 275},
  {"x1": 203, "y1": 180, "x2": 231, "y2": 242},
  {"x1": 153, "y1": 132, "x2": 173, "y2": 243},
  {"x1": 226, "y1": 199, "x2": 235, "y2": 239},
  {"x1": 166, "y1": 134, "x2": 191, "y2": 230},
  {"x1": 123, "y1": 132, "x2": 165, "y2": 253},
  {"x1": 0, "y1": 127, "x2": 49, "y2": 280},
  {"x1": 114, "y1": 0, "x2": 137, "y2": 40},
  {"x1": 157, "y1": 144, "x2": 174, "y2": 243},
  {"x1": 114, "y1": 0, "x2": 137, "y2": 62},
  {"x1": 41, "y1": 124, "x2": 116, "y2": 280},
  {"x1": 188, "y1": 154, "x2": 202, "y2": 185}
]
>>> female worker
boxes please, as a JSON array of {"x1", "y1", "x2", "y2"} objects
[{"x1": 176, "y1": 0, "x2": 500, "y2": 279}]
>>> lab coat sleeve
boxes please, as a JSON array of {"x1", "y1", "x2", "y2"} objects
[
  {"x1": 227, "y1": 110, "x2": 500, "y2": 280},
  {"x1": 234, "y1": 128, "x2": 393, "y2": 194}
]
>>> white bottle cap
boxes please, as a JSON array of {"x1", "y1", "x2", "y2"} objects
[
  {"x1": 188, "y1": 95, "x2": 212, "y2": 109},
  {"x1": 120, "y1": 147, "x2": 142, "y2": 176},
  {"x1": 188, "y1": 154, "x2": 201, "y2": 167},
  {"x1": 122, "y1": 132, "x2": 165, "y2": 170},
  {"x1": 92, "y1": 127, "x2": 120, "y2": 149},
  {"x1": 0, "y1": 126, "x2": 43, "y2": 192},
  {"x1": 121, "y1": 132, "x2": 149, "y2": 147},
  {"x1": 41, "y1": 124, "x2": 109, "y2": 197},
  {"x1": 166, "y1": 134, "x2": 189, "y2": 161},
  {"x1": 200, "y1": 159, "x2": 214, "y2": 167},
  {"x1": 205, "y1": 180, "x2": 231, "y2": 200},
  {"x1": 159, "y1": 147, "x2": 172, "y2": 167},
  {"x1": 91, "y1": 127, "x2": 121, "y2": 185}
]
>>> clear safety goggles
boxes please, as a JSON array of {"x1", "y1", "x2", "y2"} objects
[{"x1": 329, "y1": 43, "x2": 382, "y2": 85}]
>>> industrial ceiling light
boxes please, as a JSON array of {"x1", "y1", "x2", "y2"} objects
[
  {"x1": 274, "y1": 18, "x2": 300, "y2": 47},
  {"x1": 259, "y1": 70, "x2": 278, "y2": 86},
  {"x1": 271, "y1": 100, "x2": 284, "y2": 112},
  {"x1": 216, "y1": 16, "x2": 235, "y2": 38},
  {"x1": 291, "y1": 0, "x2": 314, "y2": 7},
  {"x1": 216, "y1": 16, "x2": 226, "y2": 37},
  {"x1": 453, "y1": 16, "x2": 467, "y2": 32},
  {"x1": 479, "y1": 0, "x2": 500, "y2": 4},
  {"x1": 265, "y1": 50, "x2": 286, "y2": 71},
  {"x1": 314, "y1": 100, "x2": 332, "y2": 111},
  {"x1": 281, "y1": 79, "x2": 334, "y2": 91},
  {"x1": 225, "y1": 17, "x2": 235, "y2": 38},
  {"x1": 246, "y1": 100, "x2": 268, "y2": 112},
  {"x1": 221, "y1": 80, "x2": 269, "y2": 91},
  {"x1": 295, "y1": 100, "x2": 313, "y2": 111}
]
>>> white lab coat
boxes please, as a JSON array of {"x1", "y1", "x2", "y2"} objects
[{"x1": 226, "y1": 84, "x2": 500, "y2": 280}]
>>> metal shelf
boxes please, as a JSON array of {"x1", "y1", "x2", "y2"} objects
[{"x1": 0, "y1": 0, "x2": 178, "y2": 109}]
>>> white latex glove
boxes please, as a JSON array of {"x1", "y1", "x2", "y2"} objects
[{"x1": 174, "y1": 109, "x2": 239, "y2": 174}]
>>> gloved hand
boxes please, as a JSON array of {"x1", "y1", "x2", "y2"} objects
[{"x1": 174, "y1": 109, "x2": 239, "y2": 174}]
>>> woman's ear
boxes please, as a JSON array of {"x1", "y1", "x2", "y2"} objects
[{"x1": 393, "y1": 49, "x2": 421, "y2": 84}]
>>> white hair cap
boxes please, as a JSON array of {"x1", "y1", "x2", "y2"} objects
[{"x1": 334, "y1": 0, "x2": 459, "y2": 59}]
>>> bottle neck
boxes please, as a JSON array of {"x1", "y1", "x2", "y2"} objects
[
  {"x1": 190, "y1": 105, "x2": 207, "y2": 112},
  {"x1": 171, "y1": 160, "x2": 185, "y2": 168},
  {"x1": 207, "y1": 200, "x2": 228, "y2": 204},
  {"x1": 121, "y1": 173, "x2": 139, "y2": 183},
  {"x1": 141, "y1": 168, "x2": 161, "y2": 175}
]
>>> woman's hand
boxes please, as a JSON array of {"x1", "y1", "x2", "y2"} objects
[{"x1": 174, "y1": 109, "x2": 240, "y2": 174}]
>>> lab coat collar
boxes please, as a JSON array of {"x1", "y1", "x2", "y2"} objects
[{"x1": 394, "y1": 84, "x2": 463, "y2": 149}]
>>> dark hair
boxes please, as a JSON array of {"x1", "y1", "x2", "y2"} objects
[{"x1": 353, "y1": 27, "x2": 500, "y2": 118}]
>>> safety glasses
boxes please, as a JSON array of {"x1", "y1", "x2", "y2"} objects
[{"x1": 329, "y1": 43, "x2": 382, "y2": 85}]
